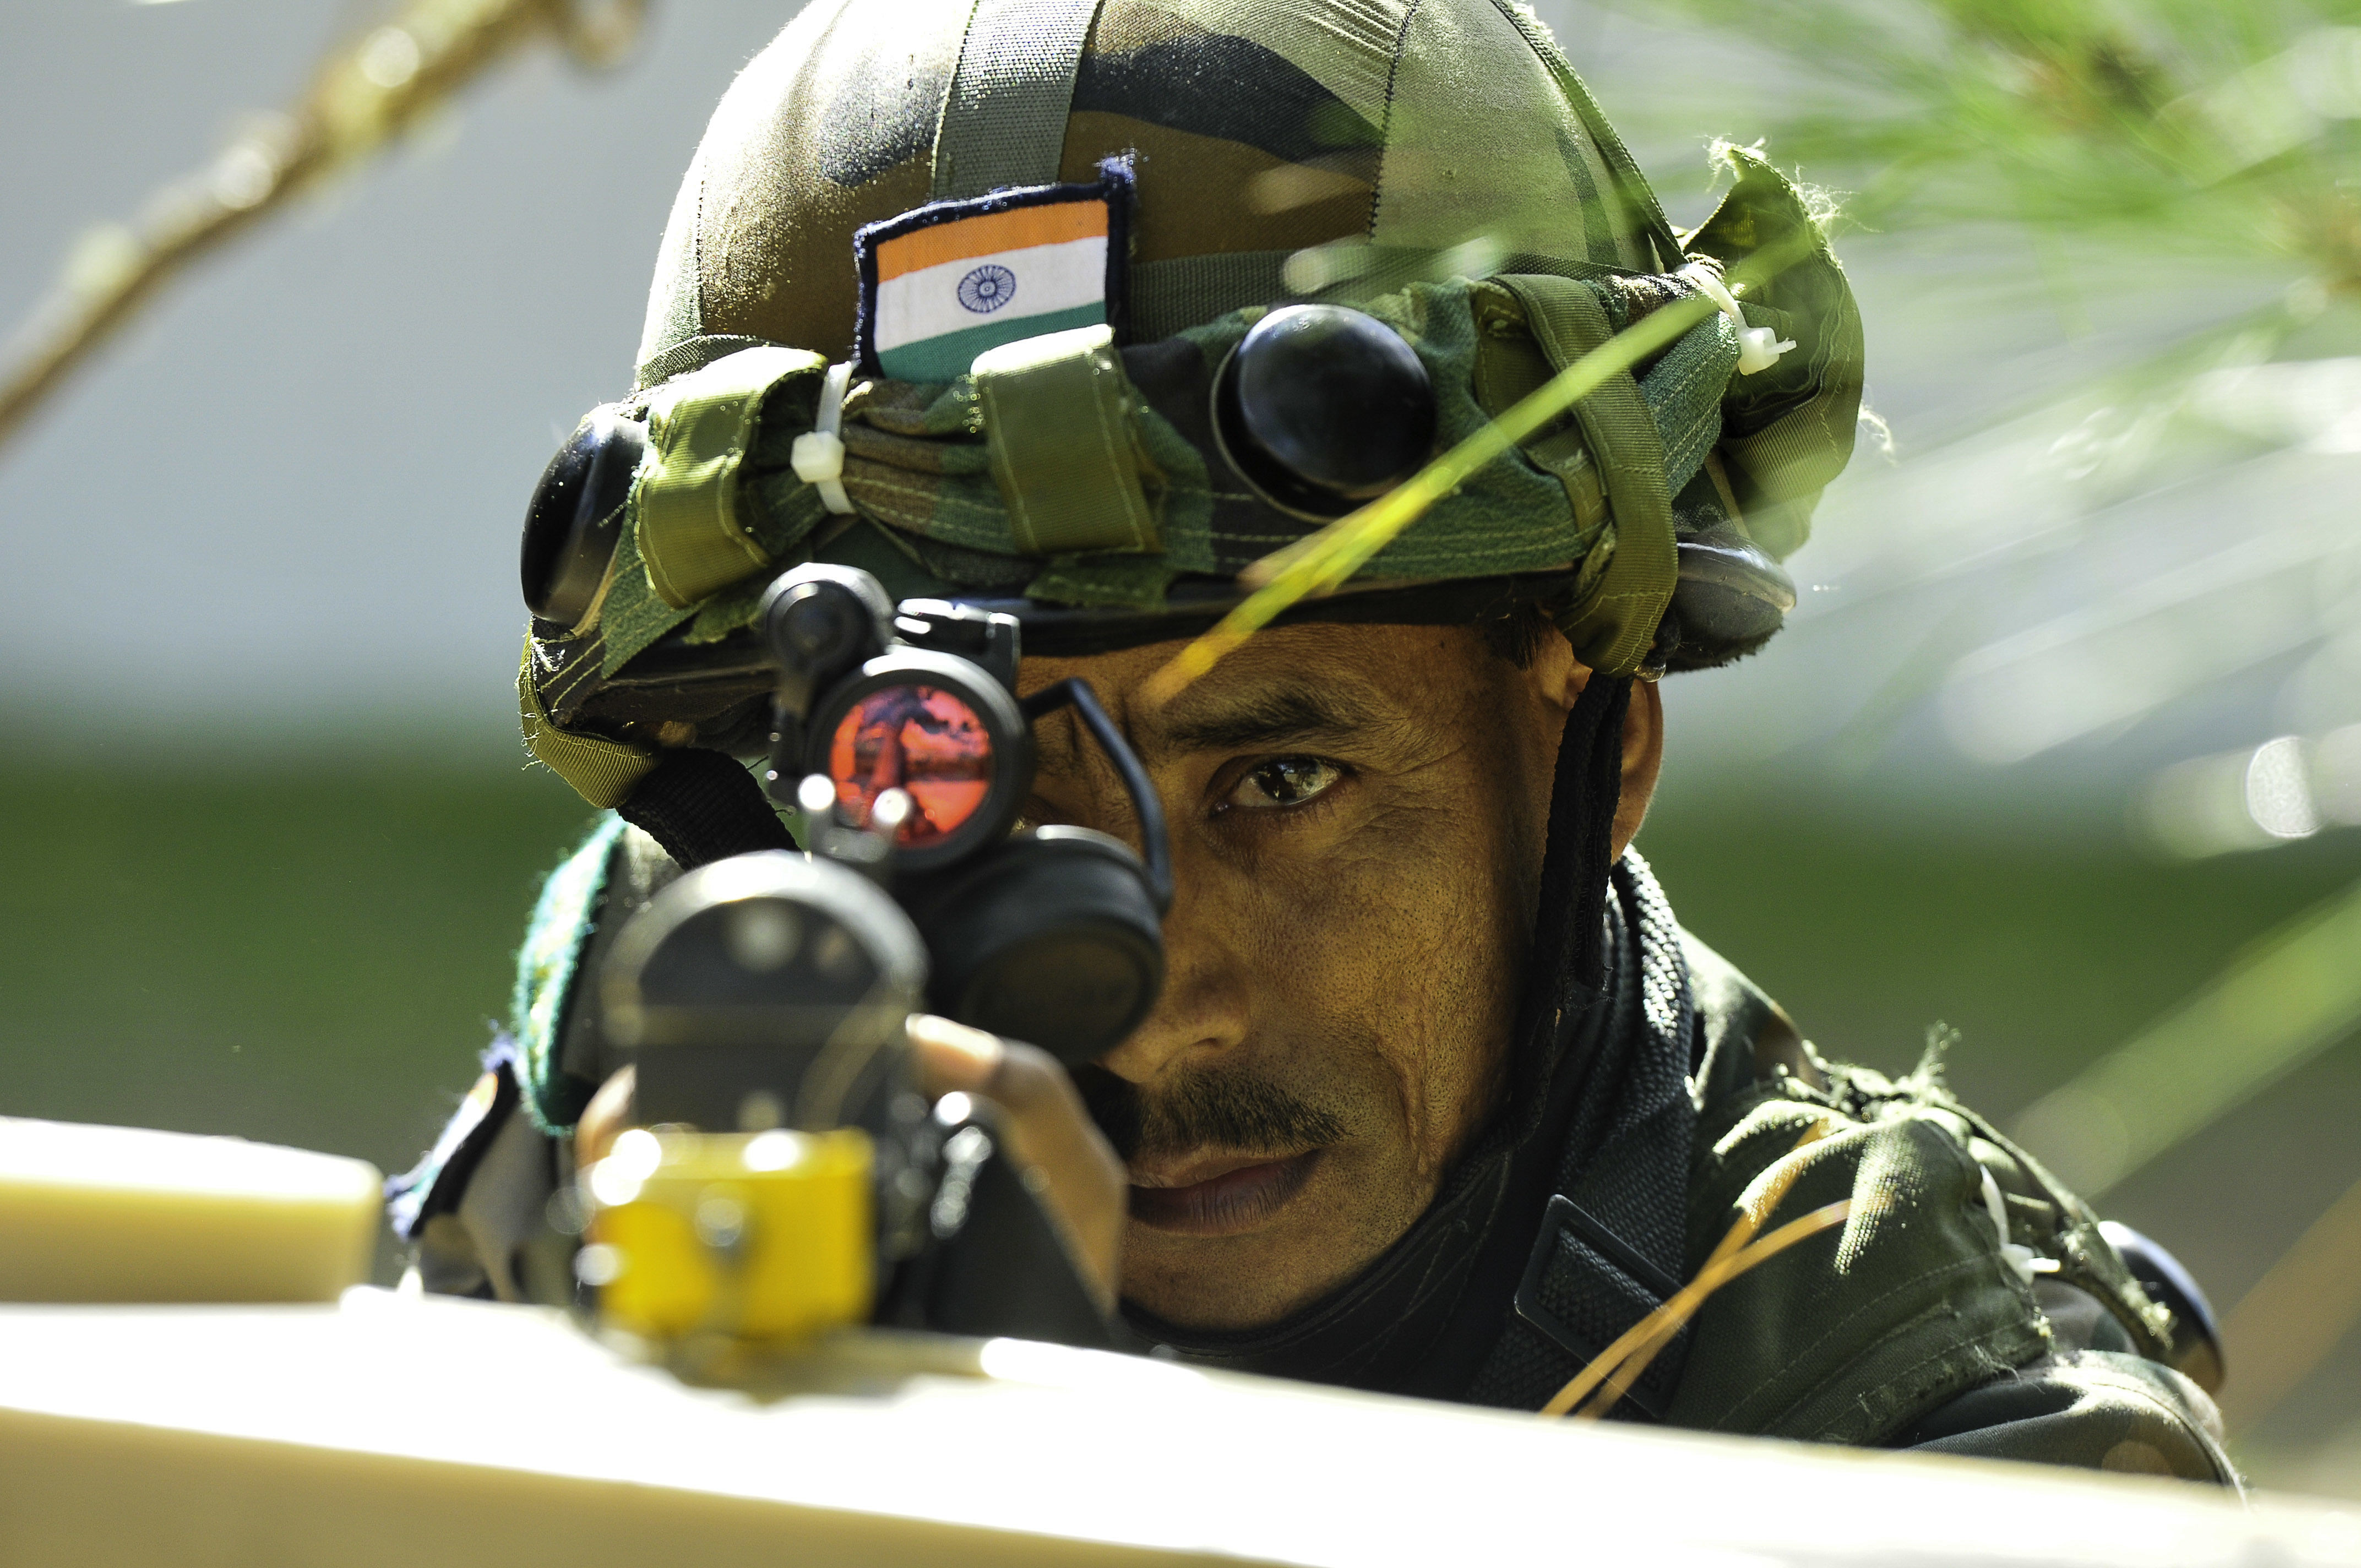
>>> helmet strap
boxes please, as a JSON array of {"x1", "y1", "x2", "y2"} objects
[{"x1": 1526, "y1": 672, "x2": 1633, "y2": 1015}]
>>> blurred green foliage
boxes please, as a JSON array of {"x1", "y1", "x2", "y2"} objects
[
  {"x1": 1641, "y1": 803, "x2": 2361, "y2": 1102},
  {"x1": 0, "y1": 759, "x2": 592, "y2": 1177}
]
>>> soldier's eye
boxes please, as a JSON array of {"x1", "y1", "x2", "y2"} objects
[{"x1": 1228, "y1": 756, "x2": 1344, "y2": 810}]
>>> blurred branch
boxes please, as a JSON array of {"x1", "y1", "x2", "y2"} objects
[
  {"x1": 2011, "y1": 877, "x2": 2361, "y2": 1197},
  {"x1": 1609, "y1": 0, "x2": 2361, "y2": 776},
  {"x1": 2221, "y1": 1167, "x2": 2361, "y2": 1434},
  {"x1": 0, "y1": 0, "x2": 648, "y2": 453}
]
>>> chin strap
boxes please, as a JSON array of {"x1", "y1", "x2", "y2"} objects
[
  {"x1": 615, "y1": 749, "x2": 796, "y2": 871},
  {"x1": 1537, "y1": 674, "x2": 1633, "y2": 1009}
]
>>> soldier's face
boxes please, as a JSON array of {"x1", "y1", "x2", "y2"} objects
[{"x1": 1019, "y1": 622, "x2": 1661, "y2": 1330}]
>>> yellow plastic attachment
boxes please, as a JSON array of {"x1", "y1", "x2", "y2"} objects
[{"x1": 580, "y1": 1127, "x2": 875, "y2": 1344}]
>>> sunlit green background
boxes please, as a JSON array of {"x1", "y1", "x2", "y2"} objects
[{"x1": 6, "y1": 0, "x2": 2357, "y2": 1503}]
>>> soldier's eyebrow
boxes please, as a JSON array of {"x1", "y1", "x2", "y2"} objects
[{"x1": 1153, "y1": 683, "x2": 1382, "y2": 757}]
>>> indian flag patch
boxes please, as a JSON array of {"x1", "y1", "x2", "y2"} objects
[{"x1": 854, "y1": 164, "x2": 1131, "y2": 384}]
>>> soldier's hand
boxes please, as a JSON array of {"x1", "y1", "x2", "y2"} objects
[
  {"x1": 570, "y1": 1017, "x2": 1124, "y2": 1316},
  {"x1": 905, "y1": 1014, "x2": 1124, "y2": 1316},
  {"x1": 574, "y1": 1064, "x2": 639, "y2": 1170}
]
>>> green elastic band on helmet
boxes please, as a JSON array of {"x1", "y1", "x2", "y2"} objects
[
  {"x1": 973, "y1": 324, "x2": 1161, "y2": 557},
  {"x1": 519, "y1": 639, "x2": 656, "y2": 808},
  {"x1": 1490, "y1": 274, "x2": 1679, "y2": 677},
  {"x1": 638, "y1": 345, "x2": 828, "y2": 609},
  {"x1": 583, "y1": 275, "x2": 1740, "y2": 684}
]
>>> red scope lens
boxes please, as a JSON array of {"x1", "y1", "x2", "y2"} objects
[{"x1": 827, "y1": 683, "x2": 994, "y2": 847}]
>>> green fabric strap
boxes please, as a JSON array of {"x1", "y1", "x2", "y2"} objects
[
  {"x1": 1640, "y1": 313, "x2": 1740, "y2": 500},
  {"x1": 973, "y1": 324, "x2": 1159, "y2": 556},
  {"x1": 1468, "y1": 287, "x2": 1609, "y2": 536},
  {"x1": 637, "y1": 345, "x2": 827, "y2": 609},
  {"x1": 1493, "y1": 275, "x2": 1676, "y2": 677},
  {"x1": 931, "y1": 0, "x2": 1102, "y2": 199}
]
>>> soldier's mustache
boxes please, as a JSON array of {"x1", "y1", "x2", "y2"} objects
[{"x1": 1070, "y1": 1063, "x2": 1349, "y2": 1164}]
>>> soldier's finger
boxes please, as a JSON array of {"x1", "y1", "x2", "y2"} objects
[
  {"x1": 575, "y1": 1065, "x2": 637, "y2": 1167},
  {"x1": 906, "y1": 1014, "x2": 1124, "y2": 1313}
]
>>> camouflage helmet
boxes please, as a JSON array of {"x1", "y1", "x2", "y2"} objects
[
  {"x1": 638, "y1": 0, "x2": 1674, "y2": 377},
  {"x1": 519, "y1": 0, "x2": 1864, "y2": 807}
]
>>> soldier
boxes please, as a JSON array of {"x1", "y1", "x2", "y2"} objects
[{"x1": 393, "y1": 0, "x2": 2236, "y2": 1481}]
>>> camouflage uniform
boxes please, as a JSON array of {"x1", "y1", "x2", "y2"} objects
[{"x1": 400, "y1": 0, "x2": 2235, "y2": 1483}]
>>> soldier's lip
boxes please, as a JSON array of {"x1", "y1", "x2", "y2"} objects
[{"x1": 1127, "y1": 1151, "x2": 1322, "y2": 1236}]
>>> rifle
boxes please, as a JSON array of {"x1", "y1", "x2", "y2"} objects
[{"x1": 557, "y1": 554, "x2": 1172, "y2": 1366}]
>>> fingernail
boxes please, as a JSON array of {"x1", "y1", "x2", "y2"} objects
[{"x1": 907, "y1": 1014, "x2": 1002, "y2": 1088}]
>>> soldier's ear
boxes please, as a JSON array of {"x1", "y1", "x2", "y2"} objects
[
  {"x1": 1531, "y1": 625, "x2": 1590, "y2": 714},
  {"x1": 1613, "y1": 680, "x2": 1665, "y2": 862}
]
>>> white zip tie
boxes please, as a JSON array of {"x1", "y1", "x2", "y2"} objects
[
  {"x1": 1979, "y1": 1164, "x2": 2059, "y2": 1286},
  {"x1": 1675, "y1": 262, "x2": 1796, "y2": 376},
  {"x1": 791, "y1": 360, "x2": 855, "y2": 515}
]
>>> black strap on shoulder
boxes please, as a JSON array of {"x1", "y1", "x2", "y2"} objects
[
  {"x1": 616, "y1": 749, "x2": 796, "y2": 870},
  {"x1": 1513, "y1": 1194, "x2": 1689, "y2": 1418}
]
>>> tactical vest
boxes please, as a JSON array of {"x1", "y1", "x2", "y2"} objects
[
  {"x1": 1662, "y1": 941, "x2": 2180, "y2": 1441},
  {"x1": 394, "y1": 823, "x2": 2212, "y2": 1467}
]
